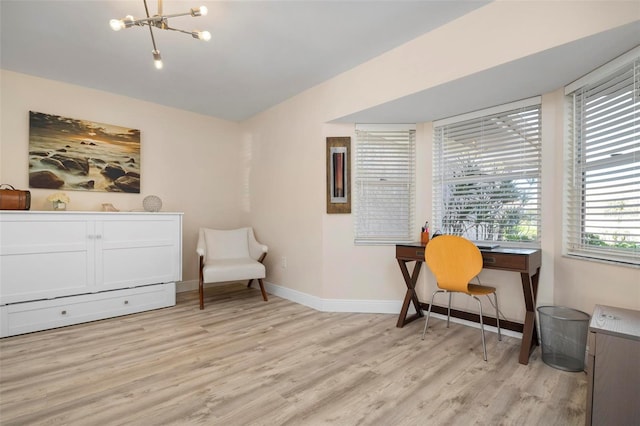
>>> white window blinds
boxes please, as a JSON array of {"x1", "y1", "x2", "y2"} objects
[
  {"x1": 433, "y1": 99, "x2": 542, "y2": 244},
  {"x1": 565, "y1": 50, "x2": 639, "y2": 266},
  {"x1": 355, "y1": 125, "x2": 416, "y2": 244}
]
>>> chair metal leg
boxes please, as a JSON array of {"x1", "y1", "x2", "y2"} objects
[
  {"x1": 422, "y1": 289, "x2": 444, "y2": 340},
  {"x1": 474, "y1": 295, "x2": 488, "y2": 361},
  {"x1": 447, "y1": 291, "x2": 452, "y2": 328},
  {"x1": 494, "y1": 292, "x2": 502, "y2": 341}
]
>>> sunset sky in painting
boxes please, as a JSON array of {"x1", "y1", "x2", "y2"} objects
[{"x1": 29, "y1": 111, "x2": 140, "y2": 148}]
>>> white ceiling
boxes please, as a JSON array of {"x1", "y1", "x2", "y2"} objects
[{"x1": 1, "y1": 1, "x2": 638, "y2": 123}]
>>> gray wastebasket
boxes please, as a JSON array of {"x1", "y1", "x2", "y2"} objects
[{"x1": 537, "y1": 306, "x2": 590, "y2": 372}]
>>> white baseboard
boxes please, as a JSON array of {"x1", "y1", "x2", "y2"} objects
[
  {"x1": 264, "y1": 281, "x2": 521, "y2": 339},
  {"x1": 263, "y1": 281, "x2": 407, "y2": 314},
  {"x1": 180, "y1": 279, "x2": 521, "y2": 339}
]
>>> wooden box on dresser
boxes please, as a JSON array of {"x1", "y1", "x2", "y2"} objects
[{"x1": 0, "y1": 211, "x2": 182, "y2": 338}]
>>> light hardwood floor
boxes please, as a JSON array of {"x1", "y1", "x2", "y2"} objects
[{"x1": 0, "y1": 284, "x2": 586, "y2": 425}]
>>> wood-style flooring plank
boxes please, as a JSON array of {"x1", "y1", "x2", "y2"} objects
[{"x1": 0, "y1": 284, "x2": 586, "y2": 425}]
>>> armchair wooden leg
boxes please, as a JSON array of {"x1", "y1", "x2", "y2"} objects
[
  {"x1": 251, "y1": 253, "x2": 267, "y2": 291},
  {"x1": 199, "y1": 256, "x2": 204, "y2": 310},
  {"x1": 258, "y1": 279, "x2": 268, "y2": 301},
  {"x1": 199, "y1": 280, "x2": 204, "y2": 310}
]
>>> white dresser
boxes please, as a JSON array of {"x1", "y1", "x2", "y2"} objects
[{"x1": 0, "y1": 211, "x2": 182, "y2": 337}]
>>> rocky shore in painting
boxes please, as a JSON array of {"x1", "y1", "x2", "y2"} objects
[
  {"x1": 29, "y1": 148, "x2": 140, "y2": 192},
  {"x1": 28, "y1": 111, "x2": 141, "y2": 193}
]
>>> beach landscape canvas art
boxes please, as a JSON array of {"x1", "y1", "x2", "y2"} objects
[{"x1": 29, "y1": 111, "x2": 141, "y2": 193}]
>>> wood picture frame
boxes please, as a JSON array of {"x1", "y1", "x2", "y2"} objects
[{"x1": 326, "y1": 137, "x2": 351, "y2": 214}]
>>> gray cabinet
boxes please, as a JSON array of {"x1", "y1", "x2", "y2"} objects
[{"x1": 586, "y1": 305, "x2": 640, "y2": 426}]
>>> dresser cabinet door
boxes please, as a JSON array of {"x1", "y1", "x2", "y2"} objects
[
  {"x1": 0, "y1": 217, "x2": 93, "y2": 304},
  {"x1": 97, "y1": 216, "x2": 181, "y2": 291}
]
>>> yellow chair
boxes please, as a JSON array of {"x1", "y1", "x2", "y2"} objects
[{"x1": 421, "y1": 235, "x2": 501, "y2": 361}]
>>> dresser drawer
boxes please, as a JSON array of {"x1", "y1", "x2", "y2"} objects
[
  {"x1": 396, "y1": 245, "x2": 426, "y2": 260},
  {"x1": 0, "y1": 283, "x2": 175, "y2": 337},
  {"x1": 482, "y1": 253, "x2": 527, "y2": 272}
]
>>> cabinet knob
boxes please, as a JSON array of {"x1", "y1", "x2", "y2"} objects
[
  {"x1": 61, "y1": 310, "x2": 67, "y2": 315},
  {"x1": 124, "y1": 300, "x2": 129, "y2": 305}
]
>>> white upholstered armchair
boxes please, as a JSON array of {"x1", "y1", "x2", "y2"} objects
[{"x1": 196, "y1": 227, "x2": 268, "y2": 309}]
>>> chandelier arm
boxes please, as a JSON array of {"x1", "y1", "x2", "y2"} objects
[
  {"x1": 122, "y1": 10, "x2": 197, "y2": 28},
  {"x1": 158, "y1": 11, "x2": 198, "y2": 20},
  {"x1": 163, "y1": 26, "x2": 193, "y2": 36},
  {"x1": 143, "y1": 0, "x2": 151, "y2": 19},
  {"x1": 148, "y1": 25, "x2": 159, "y2": 52},
  {"x1": 129, "y1": 16, "x2": 162, "y2": 26},
  {"x1": 143, "y1": 0, "x2": 159, "y2": 52}
]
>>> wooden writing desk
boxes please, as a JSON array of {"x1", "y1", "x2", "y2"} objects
[{"x1": 396, "y1": 242, "x2": 542, "y2": 365}]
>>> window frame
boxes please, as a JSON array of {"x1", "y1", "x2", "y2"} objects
[
  {"x1": 354, "y1": 124, "x2": 416, "y2": 245},
  {"x1": 432, "y1": 97, "x2": 543, "y2": 247},
  {"x1": 563, "y1": 47, "x2": 640, "y2": 267}
]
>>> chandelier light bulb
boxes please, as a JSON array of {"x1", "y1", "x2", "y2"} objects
[
  {"x1": 152, "y1": 50, "x2": 163, "y2": 70},
  {"x1": 190, "y1": 6, "x2": 207, "y2": 17},
  {"x1": 110, "y1": 19, "x2": 124, "y2": 31},
  {"x1": 193, "y1": 30, "x2": 211, "y2": 41}
]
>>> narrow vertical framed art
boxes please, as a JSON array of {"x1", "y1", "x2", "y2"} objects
[{"x1": 326, "y1": 137, "x2": 351, "y2": 214}]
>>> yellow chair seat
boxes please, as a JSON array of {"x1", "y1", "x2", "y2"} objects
[{"x1": 466, "y1": 284, "x2": 497, "y2": 296}]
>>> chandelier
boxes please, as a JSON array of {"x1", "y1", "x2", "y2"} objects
[{"x1": 110, "y1": 0, "x2": 211, "y2": 70}]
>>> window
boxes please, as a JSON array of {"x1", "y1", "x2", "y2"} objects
[
  {"x1": 433, "y1": 98, "x2": 542, "y2": 245},
  {"x1": 565, "y1": 49, "x2": 639, "y2": 266},
  {"x1": 354, "y1": 124, "x2": 415, "y2": 244}
]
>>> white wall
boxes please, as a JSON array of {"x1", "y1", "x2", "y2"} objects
[
  {"x1": 244, "y1": 1, "x2": 640, "y2": 320},
  {"x1": 242, "y1": 104, "x2": 326, "y2": 297},
  {"x1": 0, "y1": 70, "x2": 245, "y2": 284}
]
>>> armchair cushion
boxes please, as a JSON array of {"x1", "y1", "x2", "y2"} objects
[
  {"x1": 203, "y1": 228, "x2": 250, "y2": 260},
  {"x1": 202, "y1": 258, "x2": 265, "y2": 283}
]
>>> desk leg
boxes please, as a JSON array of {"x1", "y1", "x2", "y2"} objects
[
  {"x1": 519, "y1": 269, "x2": 541, "y2": 365},
  {"x1": 396, "y1": 259, "x2": 424, "y2": 328}
]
